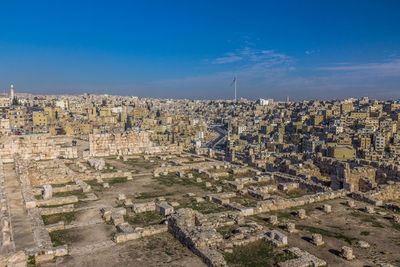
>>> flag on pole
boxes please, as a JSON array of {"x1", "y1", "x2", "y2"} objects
[{"x1": 231, "y1": 76, "x2": 236, "y2": 86}]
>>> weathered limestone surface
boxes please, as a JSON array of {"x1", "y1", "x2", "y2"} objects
[
  {"x1": 278, "y1": 247, "x2": 327, "y2": 267},
  {"x1": 13, "y1": 158, "x2": 53, "y2": 253},
  {"x1": 341, "y1": 246, "x2": 355, "y2": 260},
  {"x1": 351, "y1": 182, "x2": 400, "y2": 206},
  {"x1": 168, "y1": 209, "x2": 227, "y2": 267},
  {"x1": 0, "y1": 251, "x2": 27, "y2": 267},
  {"x1": 224, "y1": 223, "x2": 266, "y2": 248},
  {"x1": 155, "y1": 201, "x2": 174, "y2": 216},
  {"x1": 36, "y1": 196, "x2": 78, "y2": 207},
  {"x1": 89, "y1": 131, "x2": 181, "y2": 157},
  {"x1": 42, "y1": 184, "x2": 52, "y2": 200},
  {"x1": 265, "y1": 230, "x2": 288, "y2": 247},
  {"x1": 253, "y1": 190, "x2": 346, "y2": 215},
  {"x1": 132, "y1": 201, "x2": 156, "y2": 213},
  {"x1": 45, "y1": 221, "x2": 65, "y2": 232},
  {"x1": 273, "y1": 172, "x2": 329, "y2": 192},
  {"x1": 39, "y1": 204, "x2": 74, "y2": 216},
  {"x1": 114, "y1": 224, "x2": 168, "y2": 243},
  {"x1": 226, "y1": 202, "x2": 254, "y2": 216},
  {"x1": 311, "y1": 233, "x2": 324, "y2": 246},
  {"x1": 88, "y1": 158, "x2": 105, "y2": 170},
  {"x1": 0, "y1": 135, "x2": 77, "y2": 162}
]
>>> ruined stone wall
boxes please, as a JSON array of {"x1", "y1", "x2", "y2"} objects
[
  {"x1": 17, "y1": 158, "x2": 76, "y2": 187},
  {"x1": 273, "y1": 172, "x2": 329, "y2": 192},
  {"x1": 311, "y1": 155, "x2": 400, "y2": 189},
  {"x1": 168, "y1": 209, "x2": 227, "y2": 267},
  {"x1": 89, "y1": 131, "x2": 181, "y2": 157},
  {"x1": 253, "y1": 190, "x2": 347, "y2": 215},
  {"x1": 310, "y1": 156, "x2": 377, "y2": 192},
  {"x1": 351, "y1": 182, "x2": 400, "y2": 206},
  {"x1": 0, "y1": 135, "x2": 77, "y2": 162}
]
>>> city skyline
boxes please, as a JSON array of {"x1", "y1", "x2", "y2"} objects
[{"x1": 1, "y1": 1, "x2": 400, "y2": 100}]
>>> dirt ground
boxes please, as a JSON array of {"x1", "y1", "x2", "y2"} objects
[
  {"x1": 36, "y1": 141, "x2": 400, "y2": 267},
  {"x1": 251, "y1": 197, "x2": 400, "y2": 266},
  {"x1": 43, "y1": 233, "x2": 205, "y2": 267},
  {"x1": 41, "y1": 149, "x2": 214, "y2": 267}
]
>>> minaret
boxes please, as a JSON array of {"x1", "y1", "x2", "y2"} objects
[{"x1": 10, "y1": 84, "x2": 14, "y2": 100}]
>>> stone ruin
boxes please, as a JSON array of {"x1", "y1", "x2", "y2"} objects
[
  {"x1": 0, "y1": 135, "x2": 77, "y2": 162},
  {"x1": 330, "y1": 162, "x2": 377, "y2": 192},
  {"x1": 278, "y1": 247, "x2": 327, "y2": 267},
  {"x1": 87, "y1": 158, "x2": 106, "y2": 170},
  {"x1": 131, "y1": 200, "x2": 175, "y2": 216},
  {"x1": 265, "y1": 230, "x2": 288, "y2": 247},
  {"x1": 166, "y1": 208, "x2": 326, "y2": 267},
  {"x1": 340, "y1": 246, "x2": 355, "y2": 260},
  {"x1": 89, "y1": 130, "x2": 182, "y2": 157},
  {"x1": 310, "y1": 154, "x2": 400, "y2": 192},
  {"x1": 351, "y1": 181, "x2": 400, "y2": 206},
  {"x1": 311, "y1": 233, "x2": 324, "y2": 246},
  {"x1": 168, "y1": 208, "x2": 227, "y2": 266}
]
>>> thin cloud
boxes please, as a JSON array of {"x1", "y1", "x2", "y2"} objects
[
  {"x1": 212, "y1": 47, "x2": 292, "y2": 66},
  {"x1": 214, "y1": 53, "x2": 242, "y2": 64},
  {"x1": 319, "y1": 59, "x2": 400, "y2": 76}
]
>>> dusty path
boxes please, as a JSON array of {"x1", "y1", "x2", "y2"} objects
[{"x1": 3, "y1": 163, "x2": 36, "y2": 251}]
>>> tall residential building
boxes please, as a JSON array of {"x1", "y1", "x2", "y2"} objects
[
  {"x1": 10, "y1": 84, "x2": 14, "y2": 100},
  {"x1": 374, "y1": 133, "x2": 385, "y2": 152}
]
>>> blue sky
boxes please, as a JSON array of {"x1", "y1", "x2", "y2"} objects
[{"x1": 1, "y1": 0, "x2": 400, "y2": 100}]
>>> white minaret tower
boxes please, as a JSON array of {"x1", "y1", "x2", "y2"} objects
[{"x1": 10, "y1": 84, "x2": 14, "y2": 100}]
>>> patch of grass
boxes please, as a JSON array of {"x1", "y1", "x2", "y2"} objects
[
  {"x1": 225, "y1": 240, "x2": 296, "y2": 267},
  {"x1": 154, "y1": 173, "x2": 209, "y2": 190},
  {"x1": 85, "y1": 179, "x2": 98, "y2": 186},
  {"x1": 49, "y1": 230, "x2": 70, "y2": 247},
  {"x1": 84, "y1": 179, "x2": 103, "y2": 192},
  {"x1": 360, "y1": 231, "x2": 370, "y2": 236},
  {"x1": 106, "y1": 177, "x2": 128, "y2": 185},
  {"x1": 328, "y1": 225, "x2": 345, "y2": 231},
  {"x1": 27, "y1": 255, "x2": 36, "y2": 266},
  {"x1": 183, "y1": 199, "x2": 228, "y2": 214},
  {"x1": 52, "y1": 181, "x2": 76, "y2": 187},
  {"x1": 53, "y1": 190, "x2": 85, "y2": 198},
  {"x1": 230, "y1": 196, "x2": 258, "y2": 207},
  {"x1": 391, "y1": 222, "x2": 400, "y2": 231},
  {"x1": 124, "y1": 212, "x2": 165, "y2": 226},
  {"x1": 297, "y1": 225, "x2": 357, "y2": 245},
  {"x1": 275, "y1": 188, "x2": 309, "y2": 199},
  {"x1": 272, "y1": 210, "x2": 292, "y2": 219},
  {"x1": 217, "y1": 225, "x2": 237, "y2": 239},
  {"x1": 350, "y1": 211, "x2": 385, "y2": 228},
  {"x1": 135, "y1": 191, "x2": 173, "y2": 199},
  {"x1": 101, "y1": 163, "x2": 117, "y2": 173},
  {"x1": 350, "y1": 211, "x2": 361, "y2": 217},
  {"x1": 125, "y1": 158, "x2": 157, "y2": 169},
  {"x1": 35, "y1": 194, "x2": 42, "y2": 200},
  {"x1": 42, "y1": 211, "x2": 78, "y2": 225},
  {"x1": 361, "y1": 216, "x2": 384, "y2": 228}
]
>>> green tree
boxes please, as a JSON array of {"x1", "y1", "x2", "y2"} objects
[{"x1": 124, "y1": 116, "x2": 132, "y2": 130}]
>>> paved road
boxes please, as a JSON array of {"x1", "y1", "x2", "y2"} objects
[{"x1": 206, "y1": 127, "x2": 227, "y2": 149}]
